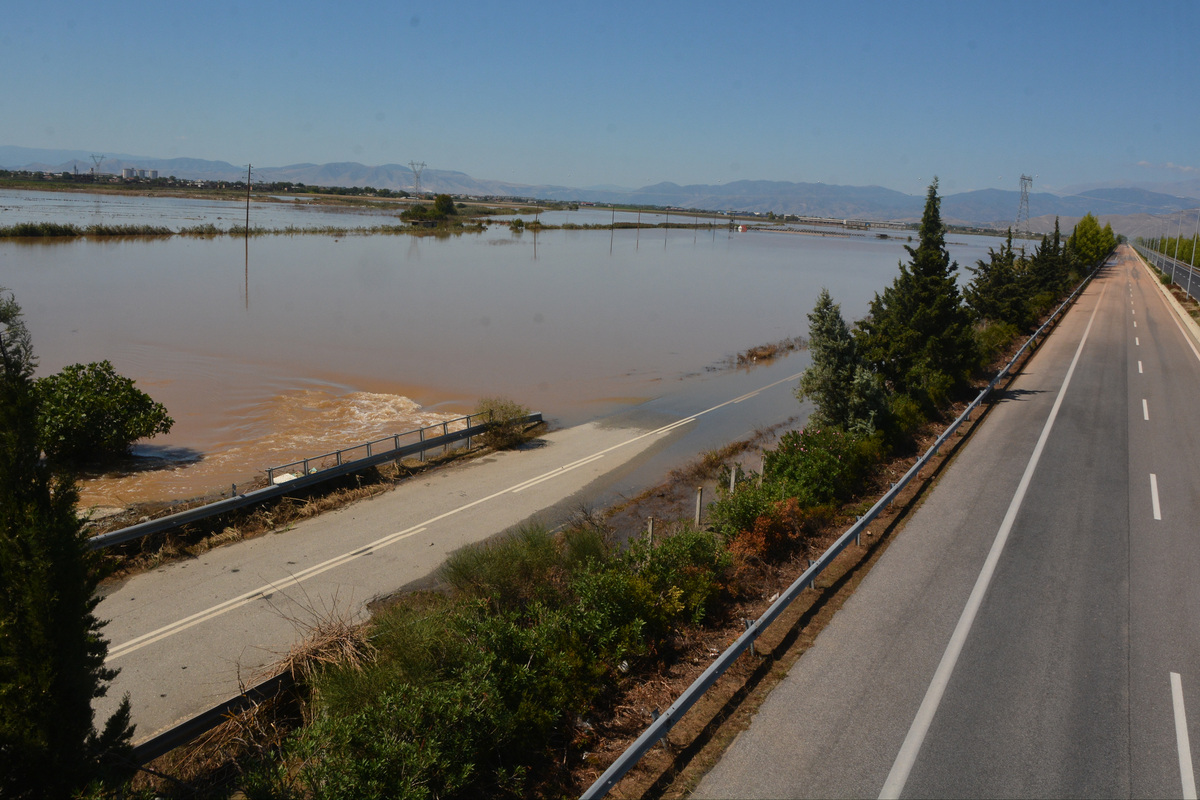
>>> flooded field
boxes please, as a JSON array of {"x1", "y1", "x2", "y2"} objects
[{"x1": 0, "y1": 190, "x2": 1004, "y2": 507}]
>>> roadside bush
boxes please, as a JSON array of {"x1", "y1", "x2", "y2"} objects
[
  {"x1": 440, "y1": 524, "x2": 562, "y2": 612},
  {"x1": 763, "y1": 426, "x2": 877, "y2": 506},
  {"x1": 35, "y1": 359, "x2": 173, "y2": 463},
  {"x1": 708, "y1": 480, "x2": 777, "y2": 539},
  {"x1": 257, "y1": 519, "x2": 737, "y2": 798},
  {"x1": 726, "y1": 497, "x2": 833, "y2": 562},
  {"x1": 628, "y1": 526, "x2": 732, "y2": 628},
  {"x1": 884, "y1": 393, "x2": 927, "y2": 447},
  {"x1": 475, "y1": 395, "x2": 533, "y2": 450},
  {"x1": 975, "y1": 321, "x2": 1020, "y2": 367}
]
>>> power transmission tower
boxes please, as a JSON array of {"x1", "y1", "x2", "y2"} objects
[
  {"x1": 1014, "y1": 174, "x2": 1032, "y2": 238},
  {"x1": 409, "y1": 161, "x2": 426, "y2": 196},
  {"x1": 89, "y1": 154, "x2": 105, "y2": 178}
]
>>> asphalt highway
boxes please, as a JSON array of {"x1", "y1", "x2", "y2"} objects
[{"x1": 696, "y1": 246, "x2": 1200, "y2": 798}]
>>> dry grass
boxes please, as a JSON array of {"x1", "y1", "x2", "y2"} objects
[{"x1": 735, "y1": 336, "x2": 807, "y2": 366}]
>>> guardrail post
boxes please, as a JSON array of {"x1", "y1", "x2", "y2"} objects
[
  {"x1": 303, "y1": 458, "x2": 310, "y2": 474},
  {"x1": 694, "y1": 487, "x2": 703, "y2": 526},
  {"x1": 267, "y1": 467, "x2": 274, "y2": 484},
  {"x1": 729, "y1": 464, "x2": 737, "y2": 493},
  {"x1": 443, "y1": 421, "x2": 449, "y2": 455},
  {"x1": 419, "y1": 428, "x2": 425, "y2": 461}
]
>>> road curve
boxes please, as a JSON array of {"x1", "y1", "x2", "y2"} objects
[{"x1": 696, "y1": 246, "x2": 1200, "y2": 798}]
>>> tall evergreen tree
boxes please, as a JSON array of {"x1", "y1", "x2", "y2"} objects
[
  {"x1": 965, "y1": 228, "x2": 1034, "y2": 330},
  {"x1": 855, "y1": 178, "x2": 976, "y2": 409},
  {"x1": 0, "y1": 291, "x2": 133, "y2": 798},
  {"x1": 796, "y1": 288, "x2": 887, "y2": 434}
]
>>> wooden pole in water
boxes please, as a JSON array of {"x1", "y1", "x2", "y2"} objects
[
  {"x1": 245, "y1": 164, "x2": 251, "y2": 232},
  {"x1": 610, "y1": 205, "x2": 615, "y2": 254}
]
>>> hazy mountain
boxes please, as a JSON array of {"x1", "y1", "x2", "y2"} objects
[
  {"x1": 1059, "y1": 177, "x2": 1200, "y2": 202},
  {"x1": 2, "y1": 145, "x2": 1196, "y2": 233}
]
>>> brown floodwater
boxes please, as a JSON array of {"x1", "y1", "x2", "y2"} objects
[{"x1": 0, "y1": 196, "x2": 1004, "y2": 508}]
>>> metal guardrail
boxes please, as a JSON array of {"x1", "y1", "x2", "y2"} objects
[
  {"x1": 1134, "y1": 243, "x2": 1200, "y2": 303},
  {"x1": 89, "y1": 412, "x2": 543, "y2": 551},
  {"x1": 580, "y1": 255, "x2": 1113, "y2": 798}
]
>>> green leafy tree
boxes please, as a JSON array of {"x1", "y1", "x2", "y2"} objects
[
  {"x1": 855, "y1": 178, "x2": 977, "y2": 409},
  {"x1": 796, "y1": 288, "x2": 887, "y2": 434},
  {"x1": 1066, "y1": 212, "x2": 1116, "y2": 271},
  {"x1": 0, "y1": 292, "x2": 134, "y2": 798},
  {"x1": 433, "y1": 193, "x2": 457, "y2": 216},
  {"x1": 35, "y1": 360, "x2": 173, "y2": 463}
]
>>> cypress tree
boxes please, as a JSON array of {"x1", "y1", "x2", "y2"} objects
[
  {"x1": 797, "y1": 288, "x2": 886, "y2": 434},
  {"x1": 0, "y1": 291, "x2": 133, "y2": 798},
  {"x1": 966, "y1": 229, "x2": 1035, "y2": 330},
  {"x1": 855, "y1": 179, "x2": 977, "y2": 409}
]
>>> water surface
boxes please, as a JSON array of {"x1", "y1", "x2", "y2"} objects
[{"x1": 0, "y1": 191, "x2": 1004, "y2": 507}]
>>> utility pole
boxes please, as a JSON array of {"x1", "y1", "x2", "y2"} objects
[{"x1": 245, "y1": 164, "x2": 252, "y2": 232}]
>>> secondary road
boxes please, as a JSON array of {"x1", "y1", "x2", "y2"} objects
[
  {"x1": 94, "y1": 355, "x2": 808, "y2": 743},
  {"x1": 696, "y1": 246, "x2": 1200, "y2": 798}
]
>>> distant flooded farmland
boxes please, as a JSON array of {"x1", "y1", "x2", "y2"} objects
[{"x1": 0, "y1": 190, "x2": 1004, "y2": 507}]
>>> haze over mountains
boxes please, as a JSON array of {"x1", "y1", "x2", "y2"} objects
[{"x1": 3, "y1": 145, "x2": 1197, "y2": 237}]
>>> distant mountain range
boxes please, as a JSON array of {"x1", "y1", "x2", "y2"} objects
[{"x1": 3, "y1": 145, "x2": 1197, "y2": 236}]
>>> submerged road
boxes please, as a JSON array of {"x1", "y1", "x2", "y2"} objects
[
  {"x1": 696, "y1": 245, "x2": 1200, "y2": 798},
  {"x1": 94, "y1": 355, "x2": 809, "y2": 743}
]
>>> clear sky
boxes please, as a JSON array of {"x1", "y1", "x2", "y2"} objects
[{"x1": 2, "y1": 0, "x2": 1197, "y2": 196}]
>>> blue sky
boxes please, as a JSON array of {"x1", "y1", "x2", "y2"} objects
[{"x1": 2, "y1": 0, "x2": 1197, "y2": 195}]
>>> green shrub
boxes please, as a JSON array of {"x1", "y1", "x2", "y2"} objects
[
  {"x1": 35, "y1": 360, "x2": 173, "y2": 462},
  {"x1": 975, "y1": 321, "x2": 1020, "y2": 366},
  {"x1": 763, "y1": 426, "x2": 875, "y2": 506},
  {"x1": 474, "y1": 395, "x2": 532, "y2": 449},
  {"x1": 708, "y1": 480, "x2": 777, "y2": 538},
  {"x1": 439, "y1": 525, "x2": 561, "y2": 611},
  {"x1": 629, "y1": 526, "x2": 732, "y2": 626},
  {"x1": 885, "y1": 393, "x2": 927, "y2": 446},
  {"x1": 257, "y1": 517, "x2": 734, "y2": 799}
]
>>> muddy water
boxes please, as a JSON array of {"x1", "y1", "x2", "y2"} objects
[{"x1": 0, "y1": 193, "x2": 1004, "y2": 508}]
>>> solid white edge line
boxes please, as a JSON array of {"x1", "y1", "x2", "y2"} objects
[
  {"x1": 1151, "y1": 473, "x2": 1162, "y2": 521},
  {"x1": 1144, "y1": 399, "x2": 1150, "y2": 421},
  {"x1": 877, "y1": 279, "x2": 1108, "y2": 799},
  {"x1": 1143, "y1": 263, "x2": 1200, "y2": 365},
  {"x1": 1172, "y1": 672, "x2": 1198, "y2": 800}
]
